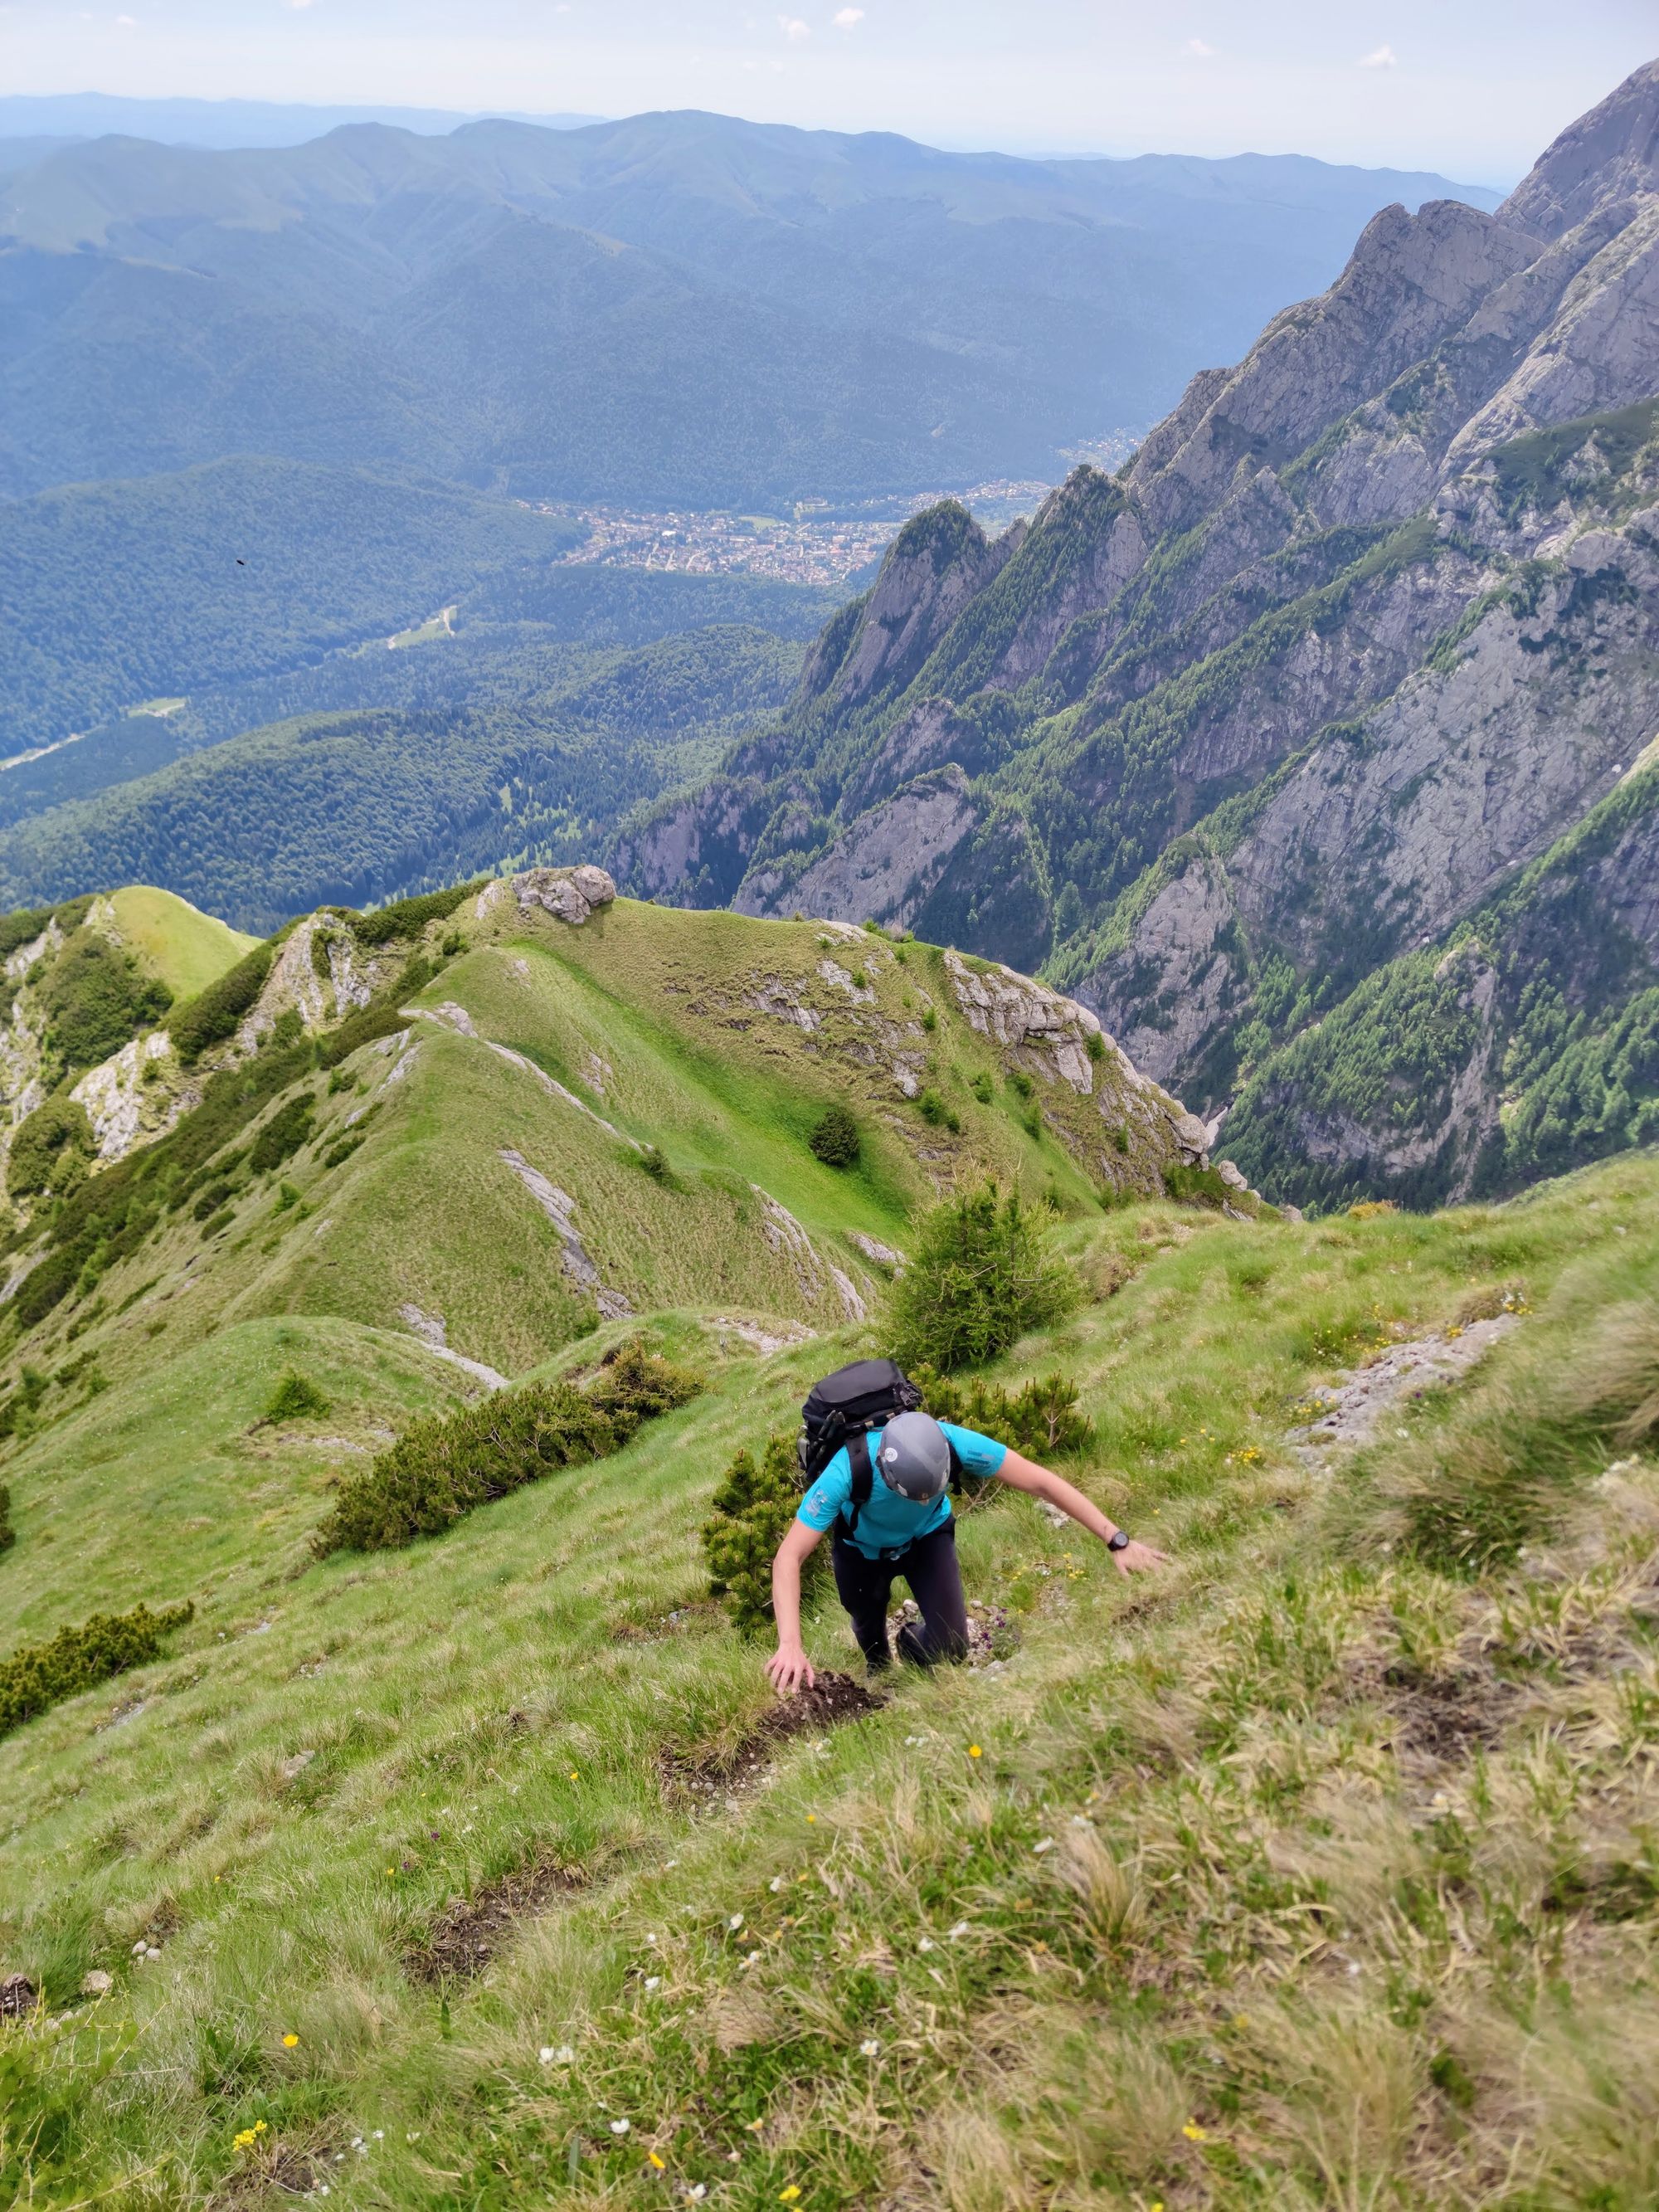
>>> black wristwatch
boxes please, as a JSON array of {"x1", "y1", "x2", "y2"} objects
[{"x1": 1107, "y1": 1529, "x2": 1131, "y2": 1552}]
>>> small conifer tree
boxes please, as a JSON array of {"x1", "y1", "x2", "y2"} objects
[
  {"x1": 702, "y1": 1432, "x2": 824, "y2": 1634},
  {"x1": 808, "y1": 1104, "x2": 861, "y2": 1168},
  {"x1": 890, "y1": 1182, "x2": 1079, "y2": 1372}
]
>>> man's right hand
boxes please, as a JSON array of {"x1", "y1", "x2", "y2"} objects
[{"x1": 766, "y1": 1642, "x2": 816, "y2": 1694}]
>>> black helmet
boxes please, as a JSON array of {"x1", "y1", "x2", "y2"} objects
[{"x1": 875, "y1": 1410, "x2": 951, "y2": 1502}]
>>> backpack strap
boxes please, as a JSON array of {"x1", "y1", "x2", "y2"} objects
[
  {"x1": 838, "y1": 1430, "x2": 875, "y2": 1541},
  {"x1": 946, "y1": 1440, "x2": 964, "y2": 1493}
]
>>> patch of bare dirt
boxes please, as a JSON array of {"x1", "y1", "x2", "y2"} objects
[
  {"x1": 1380, "y1": 1664, "x2": 1510, "y2": 1762},
  {"x1": 407, "y1": 1859, "x2": 583, "y2": 1982},
  {"x1": 661, "y1": 1671, "x2": 884, "y2": 1801}
]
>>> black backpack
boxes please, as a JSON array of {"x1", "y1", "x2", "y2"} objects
[{"x1": 796, "y1": 1357, "x2": 955, "y2": 1542}]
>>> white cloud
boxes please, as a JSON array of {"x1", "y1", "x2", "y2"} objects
[
  {"x1": 777, "y1": 12, "x2": 810, "y2": 39},
  {"x1": 1183, "y1": 37, "x2": 1216, "y2": 58},
  {"x1": 832, "y1": 7, "x2": 864, "y2": 25},
  {"x1": 1360, "y1": 43, "x2": 1398, "y2": 68},
  {"x1": 114, "y1": 9, "x2": 137, "y2": 20}
]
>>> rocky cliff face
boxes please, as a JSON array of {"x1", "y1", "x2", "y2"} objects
[{"x1": 612, "y1": 58, "x2": 1659, "y2": 1208}]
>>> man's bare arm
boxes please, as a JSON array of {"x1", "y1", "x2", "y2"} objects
[
  {"x1": 995, "y1": 1449, "x2": 1167, "y2": 1574},
  {"x1": 767, "y1": 1518, "x2": 826, "y2": 1692}
]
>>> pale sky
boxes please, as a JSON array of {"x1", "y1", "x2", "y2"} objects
[{"x1": 6, "y1": 1, "x2": 1656, "y2": 180}]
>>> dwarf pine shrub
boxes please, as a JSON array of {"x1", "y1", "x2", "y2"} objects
[
  {"x1": 0, "y1": 1483, "x2": 12, "y2": 1555},
  {"x1": 0, "y1": 1601, "x2": 193, "y2": 1740},
  {"x1": 260, "y1": 1371, "x2": 330, "y2": 1425},
  {"x1": 890, "y1": 1183, "x2": 1078, "y2": 1372},
  {"x1": 248, "y1": 1093, "x2": 316, "y2": 1176},
  {"x1": 702, "y1": 1432, "x2": 825, "y2": 1635},
  {"x1": 316, "y1": 1340, "x2": 702, "y2": 1553},
  {"x1": 909, "y1": 1365, "x2": 1094, "y2": 1466}
]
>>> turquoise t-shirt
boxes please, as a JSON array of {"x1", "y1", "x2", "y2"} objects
[{"x1": 797, "y1": 1420, "x2": 1008, "y2": 1559}]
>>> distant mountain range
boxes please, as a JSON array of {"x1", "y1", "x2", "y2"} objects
[
  {"x1": 0, "y1": 108, "x2": 1499, "y2": 509},
  {"x1": 0, "y1": 93, "x2": 605, "y2": 149},
  {"x1": 614, "y1": 59, "x2": 1659, "y2": 1213}
]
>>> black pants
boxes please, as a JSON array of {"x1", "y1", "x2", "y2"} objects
[{"x1": 831, "y1": 1519, "x2": 969, "y2": 1669}]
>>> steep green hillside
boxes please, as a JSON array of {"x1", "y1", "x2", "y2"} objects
[
  {"x1": 0, "y1": 889, "x2": 254, "y2": 1221},
  {"x1": 0, "y1": 1060, "x2": 1652, "y2": 2206},
  {"x1": 0, "y1": 459, "x2": 585, "y2": 755}
]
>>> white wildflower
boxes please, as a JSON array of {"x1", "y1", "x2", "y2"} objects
[
  {"x1": 859, "y1": 2038, "x2": 881, "y2": 2057},
  {"x1": 947, "y1": 1921, "x2": 970, "y2": 1939},
  {"x1": 769, "y1": 1876, "x2": 785, "y2": 1892},
  {"x1": 610, "y1": 2117, "x2": 631, "y2": 2135},
  {"x1": 645, "y1": 1976, "x2": 661, "y2": 1990},
  {"x1": 917, "y1": 1937, "x2": 937, "y2": 1953},
  {"x1": 727, "y1": 1914, "x2": 744, "y2": 1932},
  {"x1": 1033, "y1": 1838, "x2": 1055, "y2": 1854}
]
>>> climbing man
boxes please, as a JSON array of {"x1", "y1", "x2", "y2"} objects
[{"x1": 766, "y1": 1360, "x2": 1166, "y2": 1692}]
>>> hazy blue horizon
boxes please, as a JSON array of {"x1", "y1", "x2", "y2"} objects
[
  {"x1": 0, "y1": 88, "x2": 1525, "y2": 189},
  {"x1": 8, "y1": 2, "x2": 1652, "y2": 180}
]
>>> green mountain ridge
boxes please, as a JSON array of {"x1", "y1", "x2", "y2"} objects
[{"x1": 0, "y1": 869, "x2": 1221, "y2": 1361}]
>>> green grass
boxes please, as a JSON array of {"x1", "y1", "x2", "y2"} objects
[
  {"x1": 1, "y1": 1145, "x2": 1654, "y2": 2208},
  {"x1": 104, "y1": 887, "x2": 259, "y2": 1006},
  {"x1": 2, "y1": 889, "x2": 1182, "y2": 1421}
]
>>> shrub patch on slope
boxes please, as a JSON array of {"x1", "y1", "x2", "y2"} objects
[
  {"x1": 316, "y1": 1340, "x2": 703, "y2": 1553},
  {"x1": 0, "y1": 1601, "x2": 192, "y2": 1740}
]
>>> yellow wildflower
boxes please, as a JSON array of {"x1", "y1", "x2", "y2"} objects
[
  {"x1": 1182, "y1": 2122, "x2": 1207, "y2": 2141},
  {"x1": 648, "y1": 2151, "x2": 666, "y2": 2171},
  {"x1": 967, "y1": 1744, "x2": 982, "y2": 1759},
  {"x1": 779, "y1": 2190, "x2": 802, "y2": 2204},
  {"x1": 281, "y1": 2034, "x2": 299, "y2": 2049}
]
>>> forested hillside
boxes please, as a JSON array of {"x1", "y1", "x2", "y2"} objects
[
  {"x1": 620, "y1": 61, "x2": 1659, "y2": 1212},
  {"x1": 0, "y1": 622, "x2": 820, "y2": 931},
  {"x1": 0, "y1": 460, "x2": 585, "y2": 755}
]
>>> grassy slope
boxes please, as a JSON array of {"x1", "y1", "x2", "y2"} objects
[
  {"x1": 105, "y1": 886, "x2": 260, "y2": 1003},
  {"x1": 2, "y1": 1142, "x2": 1656, "y2": 2208},
  {"x1": 14, "y1": 894, "x2": 1174, "y2": 1393}
]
